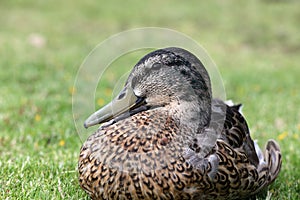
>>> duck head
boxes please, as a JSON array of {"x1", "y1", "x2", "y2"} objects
[{"x1": 84, "y1": 47, "x2": 212, "y2": 130}]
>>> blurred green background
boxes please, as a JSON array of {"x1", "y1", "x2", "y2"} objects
[{"x1": 0, "y1": 0, "x2": 299, "y2": 199}]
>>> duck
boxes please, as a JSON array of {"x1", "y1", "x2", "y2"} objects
[{"x1": 78, "y1": 47, "x2": 282, "y2": 200}]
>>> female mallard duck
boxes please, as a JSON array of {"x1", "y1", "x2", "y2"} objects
[{"x1": 78, "y1": 47, "x2": 281, "y2": 199}]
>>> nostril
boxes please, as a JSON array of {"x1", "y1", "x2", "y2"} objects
[
  {"x1": 118, "y1": 92, "x2": 125, "y2": 100},
  {"x1": 117, "y1": 89, "x2": 126, "y2": 100}
]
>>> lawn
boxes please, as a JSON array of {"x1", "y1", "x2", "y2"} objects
[{"x1": 0, "y1": 0, "x2": 299, "y2": 199}]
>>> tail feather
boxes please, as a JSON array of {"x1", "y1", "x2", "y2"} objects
[
  {"x1": 251, "y1": 139, "x2": 282, "y2": 197},
  {"x1": 264, "y1": 139, "x2": 282, "y2": 184}
]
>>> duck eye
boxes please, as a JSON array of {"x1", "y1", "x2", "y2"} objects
[
  {"x1": 152, "y1": 63, "x2": 162, "y2": 70},
  {"x1": 131, "y1": 76, "x2": 138, "y2": 88}
]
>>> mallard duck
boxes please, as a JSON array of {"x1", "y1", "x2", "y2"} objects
[{"x1": 78, "y1": 47, "x2": 282, "y2": 199}]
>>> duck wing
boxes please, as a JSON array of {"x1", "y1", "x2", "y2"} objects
[
  {"x1": 183, "y1": 99, "x2": 259, "y2": 168},
  {"x1": 219, "y1": 99, "x2": 259, "y2": 166},
  {"x1": 183, "y1": 99, "x2": 282, "y2": 199}
]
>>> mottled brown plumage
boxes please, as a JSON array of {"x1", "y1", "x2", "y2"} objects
[{"x1": 78, "y1": 47, "x2": 281, "y2": 199}]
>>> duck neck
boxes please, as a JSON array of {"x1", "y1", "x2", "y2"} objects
[{"x1": 169, "y1": 99, "x2": 211, "y2": 133}]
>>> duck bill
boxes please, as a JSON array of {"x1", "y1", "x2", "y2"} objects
[{"x1": 84, "y1": 86, "x2": 144, "y2": 128}]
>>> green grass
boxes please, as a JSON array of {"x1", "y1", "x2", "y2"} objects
[{"x1": 0, "y1": 0, "x2": 299, "y2": 199}]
